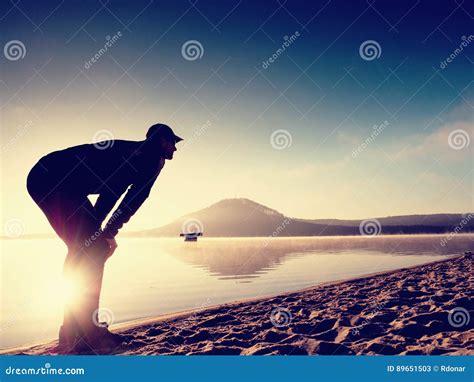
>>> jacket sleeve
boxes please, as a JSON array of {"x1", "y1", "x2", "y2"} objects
[
  {"x1": 102, "y1": 162, "x2": 164, "y2": 238},
  {"x1": 94, "y1": 191, "x2": 120, "y2": 225}
]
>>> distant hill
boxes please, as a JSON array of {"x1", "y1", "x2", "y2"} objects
[
  {"x1": 296, "y1": 214, "x2": 472, "y2": 227},
  {"x1": 134, "y1": 198, "x2": 474, "y2": 237}
]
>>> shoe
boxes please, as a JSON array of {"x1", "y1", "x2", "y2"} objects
[
  {"x1": 78, "y1": 327, "x2": 125, "y2": 353},
  {"x1": 58, "y1": 324, "x2": 80, "y2": 353}
]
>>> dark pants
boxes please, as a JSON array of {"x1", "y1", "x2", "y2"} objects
[{"x1": 27, "y1": 161, "x2": 110, "y2": 336}]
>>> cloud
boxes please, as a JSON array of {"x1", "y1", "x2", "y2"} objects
[
  {"x1": 445, "y1": 99, "x2": 474, "y2": 122},
  {"x1": 391, "y1": 121, "x2": 473, "y2": 162}
]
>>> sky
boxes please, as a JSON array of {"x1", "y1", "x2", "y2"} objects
[{"x1": 1, "y1": 0, "x2": 473, "y2": 234}]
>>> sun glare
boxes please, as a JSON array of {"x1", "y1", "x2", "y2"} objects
[{"x1": 60, "y1": 275, "x2": 84, "y2": 306}]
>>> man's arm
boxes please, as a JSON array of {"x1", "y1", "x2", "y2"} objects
[
  {"x1": 94, "y1": 191, "x2": 120, "y2": 225},
  {"x1": 102, "y1": 169, "x2": 161, "y2": 238}
]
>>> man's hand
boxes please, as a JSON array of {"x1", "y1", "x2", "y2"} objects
[{"x1": 105, "y1": 237, "x2": 118, "y2": 258}]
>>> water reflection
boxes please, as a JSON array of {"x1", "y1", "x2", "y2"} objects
[{"x1": 163, "y1": 235, "x2": 473, "y2": 280}]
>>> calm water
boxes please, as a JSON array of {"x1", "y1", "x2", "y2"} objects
[{"x1": 1, "y1": 234, "x2": 472, "y2": 349}]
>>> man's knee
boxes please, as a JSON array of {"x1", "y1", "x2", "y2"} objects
[{"x1": 86, "y1": 237, "x2": 112, "y2": 259}]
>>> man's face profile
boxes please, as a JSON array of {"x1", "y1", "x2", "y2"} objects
[{"x1": 161, "y1": 137, "x2": 177, "y2": 160}]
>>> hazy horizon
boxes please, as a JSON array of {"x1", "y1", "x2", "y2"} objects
[{"x1": 2, "y1": 196, "x2": 473, "y2": 237}]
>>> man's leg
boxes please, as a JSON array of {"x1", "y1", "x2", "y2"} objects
[
  {"x1": 62, "y1": 241, "x2": 108, "y2": 345},
  {"x1": 28, "y1": 186, "x2": 112, "y2": 349},
  {"x1": 61, "y1": 246, "x2": 81, "y2": 348},
  {"x1": 28, "y1": 163, "x2": 123, "y2": 351},
  {"x1": 60, "y1": 198, "x2": 125, "y2": 352},
  {"x1": 27, "y1": 167, "x2": 83, "y2": 349},
  {"x1": 72, "y1": 238, "x2": 108, "y2": 337},
  {"x1": 57, "y1": 196, "x2": 115, "y2": 348}
]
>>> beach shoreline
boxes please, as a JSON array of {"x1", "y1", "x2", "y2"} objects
[{"x1": 3, "y1": 253, "x2": 473, "y2": 355}]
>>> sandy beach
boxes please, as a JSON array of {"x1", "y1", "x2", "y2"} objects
[{"x1": 6, "y1": 253, "x2": 473, "y2": 356}]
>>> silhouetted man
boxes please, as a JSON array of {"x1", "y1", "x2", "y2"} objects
[{"x1": 27, "y1": 123, "x2": 182, "y2": 352}]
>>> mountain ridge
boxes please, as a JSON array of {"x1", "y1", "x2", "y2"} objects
[{"x1": 134, "y1": 198, "x2": 473, "y2": 237}]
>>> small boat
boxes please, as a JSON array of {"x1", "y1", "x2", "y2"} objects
[{"x1": 180, "y1": 232, "x2": 203, "y2": 242}]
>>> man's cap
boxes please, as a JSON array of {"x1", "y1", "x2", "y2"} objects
[{"x1": 146, "y1": 123, "x2": 183, "y2": 143}]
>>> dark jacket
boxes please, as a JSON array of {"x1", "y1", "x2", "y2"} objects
[{"x1": 36, "y1": 139, "x2": 165, "y2": 237}]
